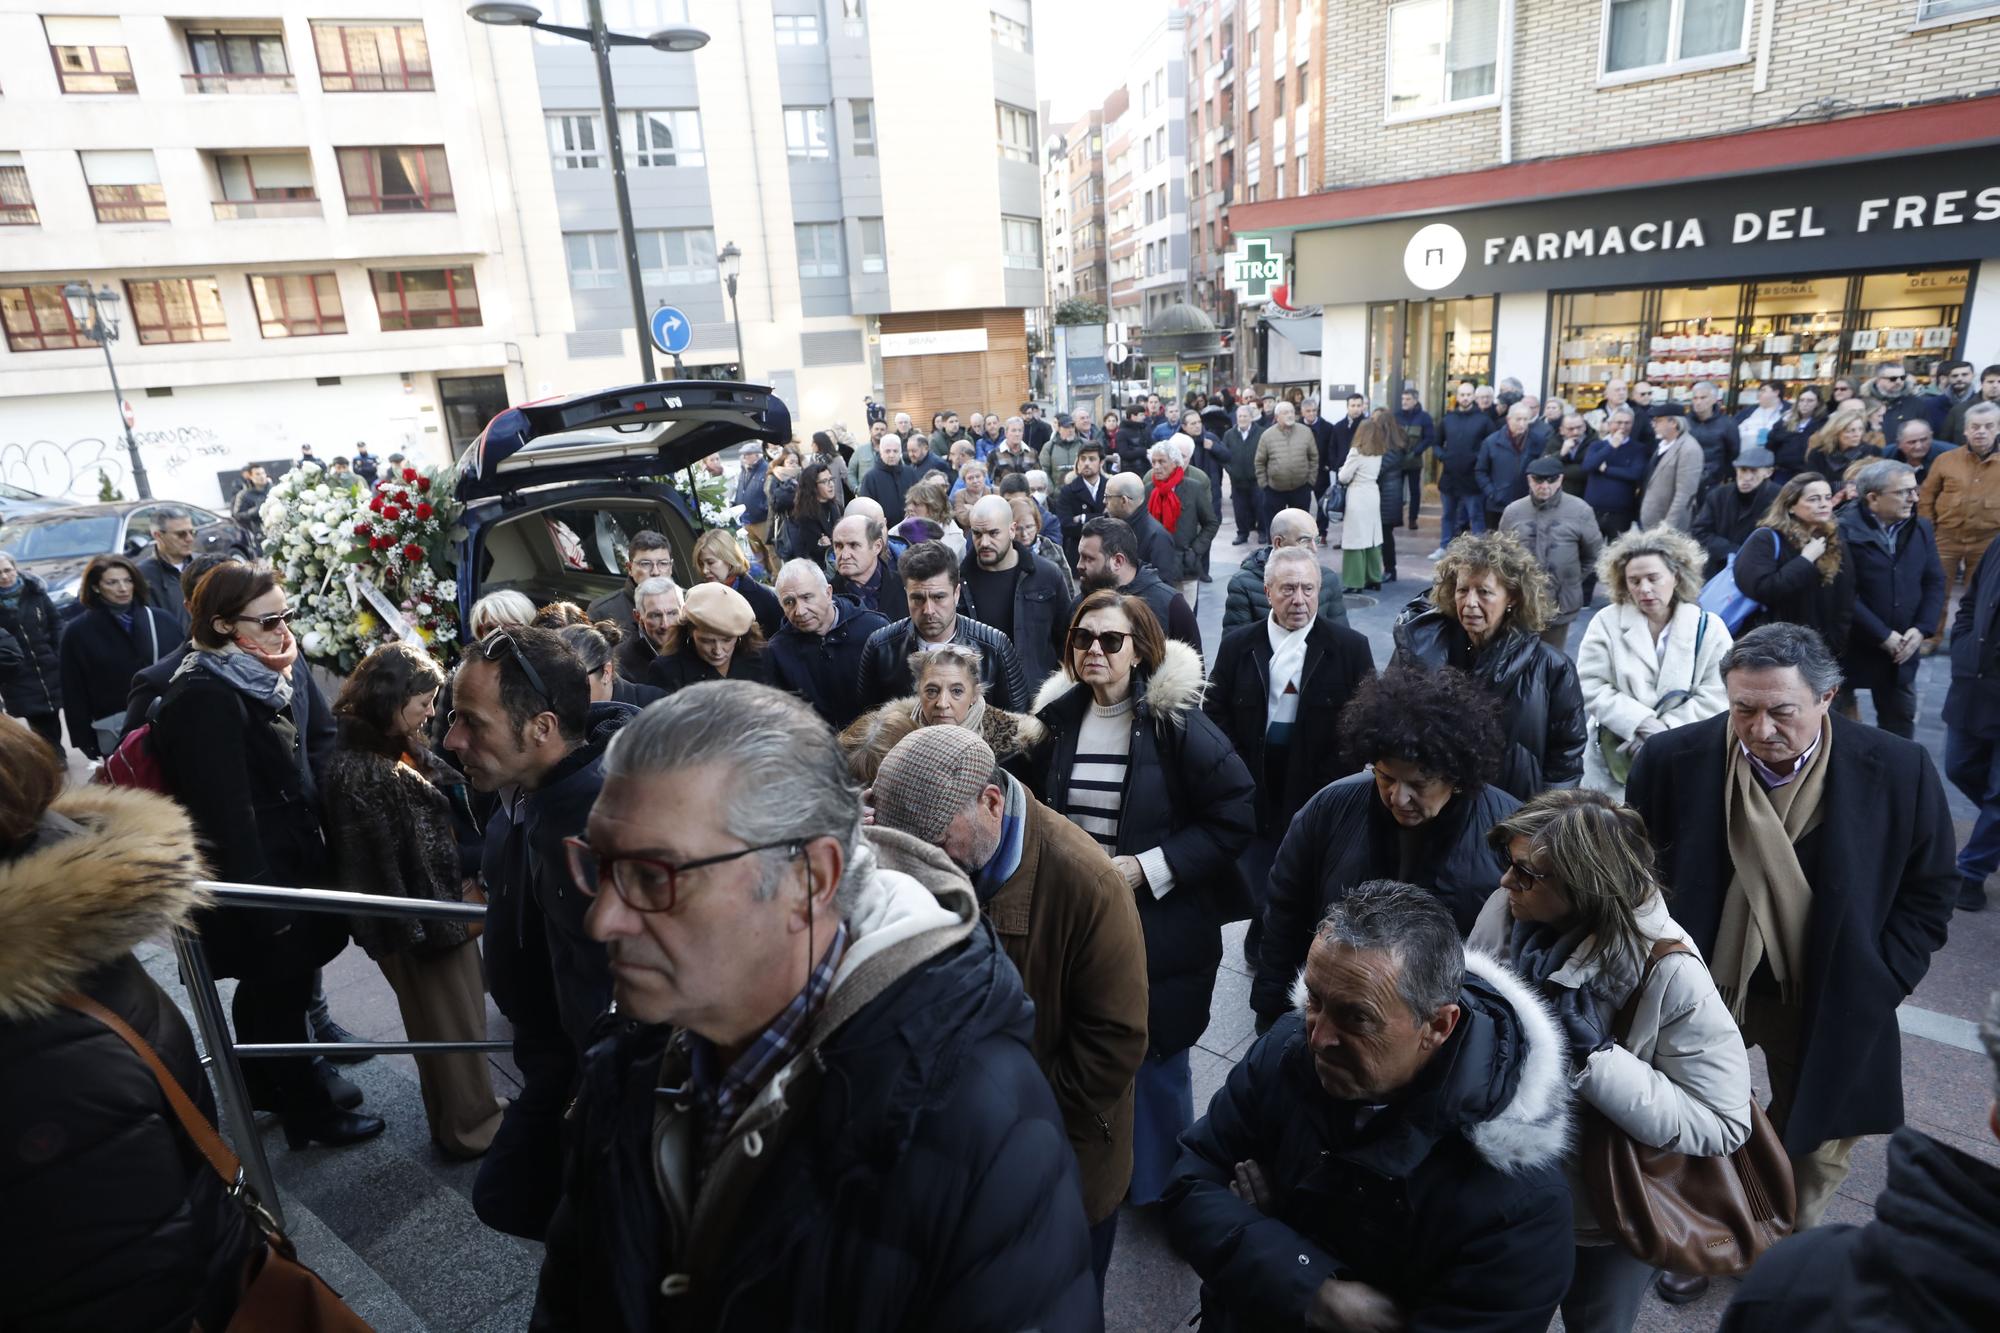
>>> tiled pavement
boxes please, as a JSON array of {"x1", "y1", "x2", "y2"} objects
[{"x1": 136, "y1": 495, "x2": 1998, "y2": 1332}]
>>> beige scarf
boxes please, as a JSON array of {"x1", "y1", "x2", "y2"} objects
[{"x1": 1714, "y1": 719, "x2": 1832, "y2": 1018}]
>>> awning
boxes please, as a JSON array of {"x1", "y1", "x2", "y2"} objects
[
  {"x1": 1261, "y1": 316, "x2": 1321, "y2": 385},
  {"x1": 1263, "y1": 316, "x2": 1322, "y2": 355}
]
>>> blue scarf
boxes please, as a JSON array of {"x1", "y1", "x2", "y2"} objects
[{"x1": 972, "y1": 773, "x2": 1028, "y2": 902}]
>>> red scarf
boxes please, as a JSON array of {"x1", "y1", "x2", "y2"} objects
[
  {"x1": 1149, "y1": 467, "x2": 1185, "y2": 531},
  {"x1": 233, "y1": 623, "x2": 299, "y2": 677}
]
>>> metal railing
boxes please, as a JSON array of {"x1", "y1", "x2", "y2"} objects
[{"x1": 177, "y1": 880, "x2": 506, "y2": 1228}]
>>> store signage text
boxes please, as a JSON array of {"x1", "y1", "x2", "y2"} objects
[
  {"x1": 1227, "y1": 237, "x2": 1285, "y2": 303},
  {"x1": 880, "y1": 327, "x2": 989, "y2": 358}
]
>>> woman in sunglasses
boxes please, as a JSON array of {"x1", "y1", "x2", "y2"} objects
[
  {"x1": 1019, "y1": 589, "x2": 1255, "y2": 1208},
  {"x1": 150, "y1": 564, "x2": 385, "y2": 1149},
  {"x1": 645, "y1": 581, "x2": 771, "y2": 695}
]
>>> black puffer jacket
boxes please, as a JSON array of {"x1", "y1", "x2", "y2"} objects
[
  {"x1": 1166, "y1": 953, "x2": 1575, "y2": 1333},
  {"x1": 0, "y1": 788, "x2": 257, "y2": 1333},
  {"x1": 1392, "y1": 600, "x2": 1587, "y2": 799},
  {"x1": 1718, "y1": 1126, "x2": 2000, "y2": 1333},
  {"x1": 531, "y1": 831, "x2": 1097, "y2": 1333},
  {"x1": 1732, "y1": 523, "x2": 1857, "y2": 656},
  {"x1": 855, "y1": 613, "x2": 1030, "y2": 712},
  {"x1": 1251, "y1": 773, "x2": 1520, "y2": 1023},
  {"x1": 1220, "y1": 546, "x2": 1351, "y2": 632},
  {"x1": 1023, "y1": 641, "x2": 1256, "y2": 1056},
  {"x1": 0, "y1": 573, "x2": 63, "y2": 719}
]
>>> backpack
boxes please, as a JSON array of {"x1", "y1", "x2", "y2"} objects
[{"x1": 95, "y1": 722, "x2": 167, "y2": 793}]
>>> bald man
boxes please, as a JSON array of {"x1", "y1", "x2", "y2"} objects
[
  {"x1": 1102, "y1": 472, "x2": 1181, "y2": 580},
  {"x1": 961, "y1": 494, "x2": 1071, "y2": 687}
]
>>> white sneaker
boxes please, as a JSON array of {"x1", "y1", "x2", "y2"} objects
[{"x1": 1426, "y1": 546, "x2": 1448, "y2": 561}]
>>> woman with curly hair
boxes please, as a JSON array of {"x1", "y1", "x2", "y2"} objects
[
  {"x1": 1392, "y1": 530, "x2": 1588, "y2": 799},
  {"x1": 837, "y1": 642, "x2": 1047, "y2": 784},
  {"x1": 1576, "y1": 526, "x2": 1734, "y2": 800},
  {"x1": 1731, "y1": 471, "x2": 1856, "y2": 654},
  {"x1": 1249, "y1": 665, "x2": 1518, "y2": 1026},
  {"x1": 1804, "y1": 406, "x2": 1882, "y2": 499}
]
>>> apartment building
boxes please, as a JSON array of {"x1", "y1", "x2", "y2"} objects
[
  {"x1": 1233, "y1": 0, "x2": 2000, "y2": 415},
  {"x1": 1183, "y1": 0, "x2": 1329, "y2": 387},
  {"x1": 0, "y1": 2, "x2": 574, "y2": 508},
  {"x1": 1103, "y1": 7, "x2": 1191, "y2": 333},
  {"x1": 528, "y1": 0, "x2": 1044, "y2": 431},
  {"x1": 1042, "y1": 109, "x2": 1106, "y2": 308}
]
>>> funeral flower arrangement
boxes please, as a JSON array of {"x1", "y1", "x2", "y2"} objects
[{"x1": 261, "y1": 463, "x2": 465, "y2": 673}]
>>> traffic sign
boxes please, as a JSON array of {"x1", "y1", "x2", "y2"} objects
[
  {"x1": 121, "y1": 399, "x2": 135, "y2": 429},
  {"x1": 650, "y1": 305, "x2": 692, "y2": 356}
]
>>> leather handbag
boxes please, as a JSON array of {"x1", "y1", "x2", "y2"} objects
[
  {"x1": 1579, "y1": 940, "x2": 1796, "y2": 1275},
  {"x1": 58, "y1": 992, "x2": 375, "y2": 1332}
]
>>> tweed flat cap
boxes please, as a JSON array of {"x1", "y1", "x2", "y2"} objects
[
  {"x1": 682, "y1": 582, "x2": 754, "y2": 637},
  {"x1": 872, "y1": 725, "x2": 997, "y2": 844}
]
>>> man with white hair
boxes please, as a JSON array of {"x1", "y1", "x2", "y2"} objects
[
  {"x1": 615, "y1": 576, "x2": 682, "y2": 681},
  {"x1": 1254, "y1": 400, "x2": 1318, "y2": 535},
  {"x1": 858, "y1": 433, "x2": 909, "y2": 524},
  {"x1": 1475, "y1": 400, "x2": 1538, "y2": 531},
  {"x1": 1103, "y1": 470, "x2": 1182, "y2": 579},
  {"x1": 767, "y1": 558, "x2": 887, "y2": 728},
  {"x1": 533, "y1": 684, "x2": 1096, "y2": 1328},
  {"x1": 1223, "y1": 507, "x2": 1350, "y2": 632},
  {"x1": 960, "y1": 494, "x2": 1070, "y2": 686},
  {"x1": 990, "y1": 416, "x2": 1034, "y2": 476}
]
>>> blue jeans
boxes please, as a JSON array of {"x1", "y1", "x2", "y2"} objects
[
  {"x1": 1945, "y1": 727, "x2": 2000, "y2": 881},
  {"x1": 1442, "y1": 492, "x2": 1487, "y2": 541}
]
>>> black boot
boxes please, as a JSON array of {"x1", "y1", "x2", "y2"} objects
[
  {"x1": 310, "y1": 1014, "x2": 374, "y2": 1064},
  {"x1": 1655, "y1": 1273, "x2": 1709, "y2": 1304},
  {"x1": 1959, "y1": 876, "x2": 1989, "y2": 912},
  {"x1": 282, "y1": 1107, "x2": 387, "y2": 1150},
  {"x1": 248, "y1": 1057, "x2": 362, "y2": 1113}
]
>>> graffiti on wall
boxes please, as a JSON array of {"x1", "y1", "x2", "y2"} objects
[{"x1": 0, "y1": 426, "x2": 231, "y2": 500}]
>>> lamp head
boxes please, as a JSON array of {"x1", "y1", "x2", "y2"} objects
[
  {"x1": 718, "y1": 242, "x2": 742, "y2": 281},
  {"x1": 466, "y1": 3, "x2": 543, "y2": 25},
  {"x1": 62, "y1": 282, "x2": 91, "y2": 325},
  {"x1": 648, "y1": 25, "x2": 710, "y2": 52}
]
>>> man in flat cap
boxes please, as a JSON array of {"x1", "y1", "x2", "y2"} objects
[
  {"x1": 871, "y1": 724, "x2": 1149, "y2": 1307},
  {"x1": 1500, "y1": 453, "x2": 1604, "y2": 649}
]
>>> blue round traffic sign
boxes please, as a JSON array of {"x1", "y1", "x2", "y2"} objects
[{"x1": 650, "y1": 305, "x2": 692, "y2": 356}]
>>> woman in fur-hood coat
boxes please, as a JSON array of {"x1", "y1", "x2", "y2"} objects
[{"x1": 0, "y1": 763, "x2": 258, "y2": 1332}]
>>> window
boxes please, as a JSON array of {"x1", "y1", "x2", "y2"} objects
[
  {"x1": 637, "y1": 228, "x2": 717, "y2": 285},
  {"x1": 248, "y1": 272, "x2": 345, "y2": 337},
  {"x1": 991, "y1": 10, "x2": 1030, "y2": 50},
  {"x1": 184, "y1": 27, "x2": 291, "y2": 91},
  {"x1": 547, "y1": 114, "x2": 604, "y2": 170},
  {"x1": 774, "y1": 13, "x2": 821, "y2": 44},
  {"x1": 2, "y1": 285, "x2": 90, "y2": 350},
  {"x1": 565, "y1": 233, "x2": 623, "y2": 290},
  {"x1": 0, "y1": 154, "x2": 37, "y2": 225},
  {"x1": 1917, "y1": 0, "x2": 2000, "y2": 16},
  {"x1": 997, "y1": 102, "x2": 1037, "y2": 163},
  {"x1": 627, "y1": 110, "x2": 703, "y2": 167},
  {"x1": 784, "y1": 106, "x2": 831, "y2": 160},
  {"x1": 45, "y1": 16, "x2": 135, "y2": 93},
  {"x1": 80, "y1": 150, "x2": 168, "y2": 223},
  {"x1": 858, "y1": 217, "x2": 886, "y2": 274},
  {"x1": 795, "y1": 223, "x2": 844, "y2": 277},
  {"x1": 1002, "y1": 215, "x2": 1041, "y2": 270},
  {"x1": 336, "y1": 146, "x2": 454, "y2": 213},
  {"x1": 126, "y1": 277, "x2": 230, "y2": 344},
  {"x1": 311, "y1": 21, "x2": 433, "y2": 92},
  {"x1": 1387, "y1": 0, "x2": 1499, "y2": 116},
  {"x1": 1143, "y1": 192, "x2": 1154, "y2": 224},
  {"x1": 213, "y1": 152, "x2": 319, "y2": 219},
  {"x1": 1273, "y1": 77, "x2": 1285, "y2": 113},
  {"x1": 850, "y1": 99, "x2": 876, "y2": 156},
  {"x1": 1603, "y1": 0, "x2": 1748, "y2": 76},
  {"x1": 370, "y1": 267, "x2": 481, "y2": 330}
]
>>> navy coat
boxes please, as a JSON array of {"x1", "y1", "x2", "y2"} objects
[
  {"x1": 765, "y1": 595, "x2": 888, "y2": 728},
  {"x1": 58, "y1": 605, "x2": 183, "y2": 759},
  {"x1": 1438, "y1": 408, "x2": 1493, "y2": 498},
  {"x1": 1835, "y1": 505, "x2": 1944, "y2": 689},
  {"x1": 1943, "y1": 530, "x2": 2000, "y2": 737},
  {"x1": 1474, "y1": 426, "x2": 1534, "y2": 513},
  {"x1": 1581, "y1": 436, "x2": 1647, "y2": 514}
]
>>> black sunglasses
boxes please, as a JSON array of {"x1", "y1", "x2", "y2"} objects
[
  {"x1": 479, "y1": 630, "x2": 551, "y2": 708},
  {"x1": 1069, "y1": 628, "x2": 1130, "y2": 655},
  {"x1": 233, "y1": 608, "x2": 300, "y2": 632}
]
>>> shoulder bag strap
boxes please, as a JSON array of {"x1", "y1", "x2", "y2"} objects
[
  {"x1": 1611, "y1": 937, "x2": 1694, "y2": 1042},
  {"x1": 1688, "y1": 610, "x2": 1709, "y2": 694},
  {"x1": 146, "y1": 609, "x2": 160, "y2": 665},
  {"x1": 59, "y1": 991, "x2": 242, "y2": 1184}
]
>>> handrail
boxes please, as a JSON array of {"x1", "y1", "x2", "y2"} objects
[{"x1": 175, "y1": 882, "x2": 501, "y2": 1230}]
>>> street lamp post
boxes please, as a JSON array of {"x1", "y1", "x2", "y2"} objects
[
  {"x1": 62, "y1": 281, "x2": 150, "y2": 499},
  {"x1": 468, "y1": 3, "x2": 710, "y2": 383},
  {"x1": 718, "y1": 241, "x2": 745, "y2": 379}
]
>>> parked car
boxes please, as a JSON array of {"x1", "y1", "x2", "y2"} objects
[
  {"x1": 0, "y1": 481, "x2": 72, "y2": 521},
  {"x1": 454, "y1": 381, "x2": 792, "y2": 623},
  {"x1": 0, "y1": 501, "x2": 256, "y2": 618}
]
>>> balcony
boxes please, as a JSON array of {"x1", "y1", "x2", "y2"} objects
[
  {"x1": 212, "y1": 198, "x2": 322, "y2": 220},
  {"x1": 183, "y1": 71, "x2": 296, "y2": 94}
]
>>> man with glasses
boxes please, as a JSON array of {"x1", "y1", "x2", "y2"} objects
[
  {"x1": 444, "y1": 625, "x2": 624, "y2": 1242},
  {"x1": 532, "y1": 683, "x2": 1096, "y2": 1330},
  {"x1": 1869, "y1": 358, "x2": 1948, "y2": 444},
  {"x1": 137, "y1": 507, "x2": 200, "y2": 624},
  {"x1": 1835, "y1": 460, "x2": 1943, "y2": 740},
  {"x1": 586, "y1": 529, "x2": 675, "y2": 637},
  {"x1": 614, "y1": 576, "x2": 681, "y2": 682}
]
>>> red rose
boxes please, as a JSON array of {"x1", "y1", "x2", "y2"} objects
[
  {"x1": 402, "y1": 543, "x2": 424, "y2": 562},
  {"x1": 353, "y1": 522, "x2": 372, "y2": 537},
  {"x1": 394, "y1": 490, "x2": 410, "y2": 504},
  {"x1": 382, "y1": 505, "x2": 401, "y2": 521},
  {"x1": 416, "y1": 477, "x2": 432, "y2": 493},
  {"x1": 403, "y1": 467, "x2": 418, "y2": 482},
  {"x1": 369, "y1": 536, "x2": 389, "y2": 550},
  {"x1": 368, "y1": 495, "x2": 384, "y2": 513},
  {"x1": 415, "y1": 502, "x2": 433, "y2": 520}
]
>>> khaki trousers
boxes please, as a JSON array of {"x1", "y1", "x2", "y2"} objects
[
  {"x1": 1935, "y1": 530, "x2": 1994, "y2": 637},
  {"x1": 376, "y1": 939, "x2": 505, "y2": 1159},
  {"x1": 1738, "y1": 992, "x2": 1859, "y2": 1230}
]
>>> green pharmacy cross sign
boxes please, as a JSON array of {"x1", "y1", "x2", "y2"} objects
[{"x1": 1228, "y1": 237, "x2": 1284, "y2": 303}]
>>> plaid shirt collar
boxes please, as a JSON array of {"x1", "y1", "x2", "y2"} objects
[{"x1": 689, "y1": 921, "x2": 848, "y2": 1167}]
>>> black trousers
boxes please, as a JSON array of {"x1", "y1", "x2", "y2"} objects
[
  {"x1": 219, "y1": 909, "x2": 348, "y2": 1114},
  {"x1": 1403, "y1": 466, "x2": 1424, "y2": 527},
  {"x1": 1596, "y1": 509, "x2": 1636, "y2": 545},
  {"x1": 16, "y1": 711, "x2": 61, "y2": 750},
  {"x1": 1229, "y1": 481, "x2": 1262, "y2": 542},
  {"x1": 473, "y1": 1020, "x2": 577, "y2": 1241}
]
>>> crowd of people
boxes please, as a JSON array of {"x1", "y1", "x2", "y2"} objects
[{"x1": 1, "y1": 370, "x2": 1996, "y2": 1333}]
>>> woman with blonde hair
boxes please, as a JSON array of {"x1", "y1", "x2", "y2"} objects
[
  {"x1": 900, "y1": 476, "x2": 966, "y2": 557},
  {"x1": 645, "y1": 580, "x2": 770, "y2": 693},
  {"x1": 1393, "y1": 529, "x2": 1586, "y2": 798},
  {"x1": 690, "y1": 526, "x2": 781, "y2": 637},
  {"x1": 1805, "y1": 406, "x2": 1881, "y2": 497},
  {"x1": 1469, "y1": 788, "x2": 1751, "y2": 1333},
  {"x1": 1576, "y1": 526, "x2": 1733, "y2": 799},
  {"x1": 1731, "y1": 470, "x2": 1856, "y2": 654},
  {"x1": 1336, "y1": 411, "x2": 1389, "y2": 591}
]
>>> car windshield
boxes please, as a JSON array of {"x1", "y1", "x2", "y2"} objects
[
  {"x1": 0, "y1": 515, "x2": 120, "y2": 561},
  {"x1": 0, "y1": 482, "x2": 44, "y2": 501}
]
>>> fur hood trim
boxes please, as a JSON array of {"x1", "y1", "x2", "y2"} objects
[
  {"x1": 1031, "y1": 638, "x2": 1207, "y2": 720},
  {"x1": 0, "y1": 786, "x2": 208, "y2": 1022},
  {"x1": 1290, "y1": 946, "x2": 1572, "y2": 1176}
]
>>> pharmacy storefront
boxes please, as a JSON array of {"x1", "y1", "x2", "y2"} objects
[{"x1": 1233, "y1": 115, "x2": 2000, "y2": 416}]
